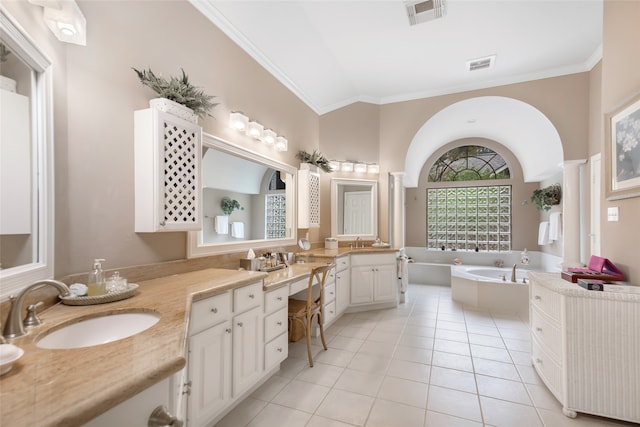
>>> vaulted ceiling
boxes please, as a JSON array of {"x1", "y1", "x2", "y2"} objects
[{"x1": 192, "y1": 0, "x2": 603, "y2": 115}]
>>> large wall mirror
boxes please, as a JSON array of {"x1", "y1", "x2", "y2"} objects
[
  {"x1": 0, "y1": 8, "x2": 54, "y2": 299},
  {"x1": 0, "y1": 7, "x2": 53, "y2": 298},
  {"x1": 188, "y1": 133, "x2": 297, "y2": 257},
  {"x1": 331, "y1": 178, "x2": 378, "y2": 241}
]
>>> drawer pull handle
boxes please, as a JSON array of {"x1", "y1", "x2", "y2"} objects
[
  {"x1": 237, "y1": 322, "x2": 243, "y2": 327},
  {"x1": 536, "y1": 327, "x2": 542, "y2": 332},
  {"x1": 211, "y1": 308, "x2": 218, "y2": 314},
  {"x1": 249, "y1": 294, "x2": 255, "y2": 299},
  {"x1": 277, "y1": 296, "x2": 283, "y2": 301},
  {"x1": 225, "y1": 328, "x2": 231, "y2": 334},
  {"x1": 277, "y1": 321, "x2": 282, "y2": 326},
  {"x1": 536, "y1": 358, "x2": 543, "y2": 364},
  {"x1": 534, "y1": 295, "x2": 542, "y2": 300},
  {"x1": 277, "y1": 347, "x2": 283, "y2": 352}
]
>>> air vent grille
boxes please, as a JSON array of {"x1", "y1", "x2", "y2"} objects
[
  {"x1": 405, "y1": 0, "x2": 446, "y2": 26},
  {"x1": 467, "y1": 55, "x2": 496, "y2": 72}
]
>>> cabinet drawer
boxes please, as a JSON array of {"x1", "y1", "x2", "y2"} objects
[
  {"x1": 350, "y1": 253, "x2": 395, "y2": 266},
  {"x1": 531, "y1": 305, "x2": 562, "y2": 362},
  {"x1": 327, "y1": 268, "x2": 336, "y2": 285},
  {"x1": 265, "y1": 286, "x2": 289, "y2": 314},
  {"x1": 234, "y1": 282, "x2": 263, "y2": 313},
  {"x1": 324, "y1": 282, "x2": 336, "y2": 303},
  {"x1": 530, "y1": 281, "x2": 560, "y2": 321},
  {"x1": 264, "y1": 307, "x2": 287, "y2": 343},
  {"x1": 289, "y1": 277, "x2": 308, "y2": 295},
  {"x1": 190, "y1": 292, "x2": 232, "y2": 335},
  {"x1": 265, "y1": 332, "x2": 288, "y2": 371},
  {"x1": 336, "y1": 256, "x2": 350, "y2": 272},
  {"x1": 324, "y1": 301, "x2": 336, "y2": 325},
  {"x1": 532, "y1": 335, "x2": 563, "y2": 401}
]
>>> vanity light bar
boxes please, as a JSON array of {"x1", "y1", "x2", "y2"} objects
[
  {"x1": 330, "y1": 160, "x2": 379, "y2": 174},
  {"x1": 228, "y1": 112, "x2": 288, "y2": 151}
]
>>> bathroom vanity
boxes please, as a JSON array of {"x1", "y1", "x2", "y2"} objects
[{"x1": 528, "y1": 272, "x2": 640, "y2": 423}]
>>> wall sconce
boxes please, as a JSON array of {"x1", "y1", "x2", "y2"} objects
[
  {"x1": 29, "y1": 0, "x2": 87, "y2": 46},
  {"x1": 228, "y1": 111, "x2": 288, "y2": 152},
  {"x1": 330, "y1": 160, "x2": 379, "y2": 174}
]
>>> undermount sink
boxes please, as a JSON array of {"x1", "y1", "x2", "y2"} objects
[{"x1": 36, "y1": 311, "x2": 160, "y2": 350}]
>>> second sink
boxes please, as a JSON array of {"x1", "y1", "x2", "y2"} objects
[{"x1": 36, "y1": 311, "x2": 160, "y2": 350}]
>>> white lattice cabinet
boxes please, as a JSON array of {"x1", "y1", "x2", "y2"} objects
[
  {"x1": 529, "y1": 272, "x2": 640, "y2": 424},
  {"x1": 298, "y1": 164, "x2": 320, "y2": 228},
  {"x1": 134, "y1": 107, "x2": 201, "y2": 232}
]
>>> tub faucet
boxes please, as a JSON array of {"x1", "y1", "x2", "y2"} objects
[
  {"x1": 511, "y1": 264, "x2": 517, "y2": 283},
  {"x1": 3, "y1": 279, "x2": 70, "y2": 340}
]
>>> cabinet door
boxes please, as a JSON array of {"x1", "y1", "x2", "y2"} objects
[
  {"x1": 336, "y1": 270, "x2": 350, "y2": 314},
  {"x1": 188, "y1": 320, "x2": 232, "y2": 427},
  {"x1": 351, "y1": 266, "x2": 374, "y2": 305},
  {"x1": 232, "y1": 306, "x2": 264, "y2": 397},
  {"x1": 134, "y1": 108, "x2": 202, "y2": 232},
  {"x1": 374, "y1": 265, "x2": 397, "y2": 302}
]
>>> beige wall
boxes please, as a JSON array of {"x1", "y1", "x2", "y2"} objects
[
  {"x1": 5, "y1": 0, "x2": 638, "y2": 284},
  {"x1": 599, "y1": 0, "x2": 640, "y2": 283},
  {"x1": 58, "y1": 1, "x2": 318, "y2": 276}
]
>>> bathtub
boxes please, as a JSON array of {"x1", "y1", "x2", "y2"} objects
[{"x1": 451, "y1": 265, "x2": 531, "y2": 318}]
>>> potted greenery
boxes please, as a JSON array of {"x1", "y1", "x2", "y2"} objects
[
  {"x1": 132, "y1": 67, "x2": 218, "y2": 120},
  {"x1": 528, "y1": 184, "x2": 562, "y2": 211},
  {"x1": 221, "y1": 197, "x2": 244, "y2": 216},
  {"x1": 296, "y1": 149, "x2": 332, "y2": 173}
]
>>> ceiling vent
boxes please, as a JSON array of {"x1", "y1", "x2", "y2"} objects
[
  {"x1": 405, "y1": 0, "x2": 446, "y2": 26},
  {"x1": 466, "y1": 55, "x2": 496, "y2": 72}
]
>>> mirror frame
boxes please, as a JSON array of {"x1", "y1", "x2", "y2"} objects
[
  {"x1": 187, "y1": 132, "x2": 297, "y2": 257},
  {"x1": 331, "y1": 178, "x2": 378, "y2": 241},
  {"x1": 0, "y1": 8, "x2": 54, "y2": 300}
]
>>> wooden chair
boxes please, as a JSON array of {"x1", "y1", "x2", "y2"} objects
[{"x1": 288, "y1": 264, "x2": 335, "y2": 367}]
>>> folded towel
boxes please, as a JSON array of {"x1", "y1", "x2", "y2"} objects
[
  {"x1": 231, "y1": 221, "x2": 244, "y2": 239},
  {"x1": 548, "y1": 212, "x2": 562, "y2": 241},
  {"x1": 215, "y1": 215, "x2": 228, "y2": 234},
  {"x1": 538, "y1": 221, "x2": 550, "y2": 245}
]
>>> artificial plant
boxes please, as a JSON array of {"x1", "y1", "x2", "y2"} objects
[
  {"x1": 527, "y1": 184, "x2": 562, "y2": 211},
  {"x1": 221, "y1": 197, "x2": 244, "y2": 216},
  {"x1": 296, "y1": 149, "x2": 332, "y2": 173},
  {"x1": 132, "y1": 67, "x2": 218, "y2": 118}
]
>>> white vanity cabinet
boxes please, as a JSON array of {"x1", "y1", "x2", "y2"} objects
[
  {"x1": 187, "y1": 291, "x2": 233, "y2": 427},
  {"x1": 263, "y1": 285, "x2": 289, "y2": 371},
  {"x1": 298, "y1": 165, "x2": 320, "y2": 228},
  {"x1": 350, "y1": 253, "x2": 398, "y2": 307},
  {"x1": 231, "y1": 282, "x2": 264, "y2": 397},
  {"x1": 335, "y1": 255, "x2": 351, "y2": 316},
  {"x1": 323, "y1": 266, "x2": 338, "y2": 325},
  {"x1": 134, "y1": 107, "x2": 202, "y2": 232},
  {"x1": 529, "y1": 272, "x2": 640, "y2": 423},
  {"x1": 83, "y1": 376, "x2": 181, "y2": 427}
]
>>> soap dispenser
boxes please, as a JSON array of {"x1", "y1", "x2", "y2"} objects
[{"x1": 87, "y1": 258, "x2": 106, "y2": 296}]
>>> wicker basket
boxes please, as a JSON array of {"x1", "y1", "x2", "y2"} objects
[{"x1": 289, "y1": 319, "x2": 305, "y2": 342}]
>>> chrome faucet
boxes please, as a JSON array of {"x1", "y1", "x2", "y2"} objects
[
  {"x1": 511, "y1": 264, "x2": 517, "y2": 283},
  {"x1": 3, "y1": 280, "x2": 70, "y2": 340},
  {"x1": 355, "y1": 236, "x2": 361, "y2": 248}
]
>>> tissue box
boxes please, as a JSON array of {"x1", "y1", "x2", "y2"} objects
[{"x1": 325, "y1": 238, "x2": 338, "y2": 250}]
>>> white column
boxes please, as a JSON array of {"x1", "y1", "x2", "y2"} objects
[
  {"x1": 562, "y1": 159, "x2": 587, "y2": 269},
  {"x1": 389, "y1": 172, "x2": 405, "y2": 249}
]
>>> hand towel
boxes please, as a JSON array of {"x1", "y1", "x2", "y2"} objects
[
  {"x1": 548, "y1": 212, "x2": 562, "y2": 241},
  {"x1": 215, "y1": 215, "x2": 229, "y2": 234},
  {"x1": 538, "y1": 221, "x2": 550, "y2": 245},
  {"x1": 231, "y1": 221, "x2": 244, "y2": 239}
]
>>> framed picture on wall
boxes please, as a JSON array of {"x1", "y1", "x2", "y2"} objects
[{"x1": 605, "y1": 91, "x2": 640, "y2": 200}]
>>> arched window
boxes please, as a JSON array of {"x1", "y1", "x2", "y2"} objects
[
  {"x1": 428, "y1": 145, "x2": 510, "y2": 182},
  {"x1": 427, "y1": 145, "x2": 511, "y2": 252}
]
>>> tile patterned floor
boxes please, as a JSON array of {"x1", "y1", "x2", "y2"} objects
[{"x1": 215, "y1": 284, "x2": 637, "y2": 427}]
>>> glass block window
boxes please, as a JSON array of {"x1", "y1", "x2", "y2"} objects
[
  {"x1": 427, "y1": 185, "x2": 512, "y2": 252},
  {"x1": 265, "y1": 193, "x2": 286, "y2": 239}
]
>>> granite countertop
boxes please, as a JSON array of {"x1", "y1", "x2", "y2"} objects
[
  {"x1": 296, "y1": 246, "x2": 398, "y2": 259},
  {"x1": 528, "y1": 271, "x2": 640, "y2": 300},
  {"x1": 0, "y1": 267, "x2": 299, "y2": 426}
]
